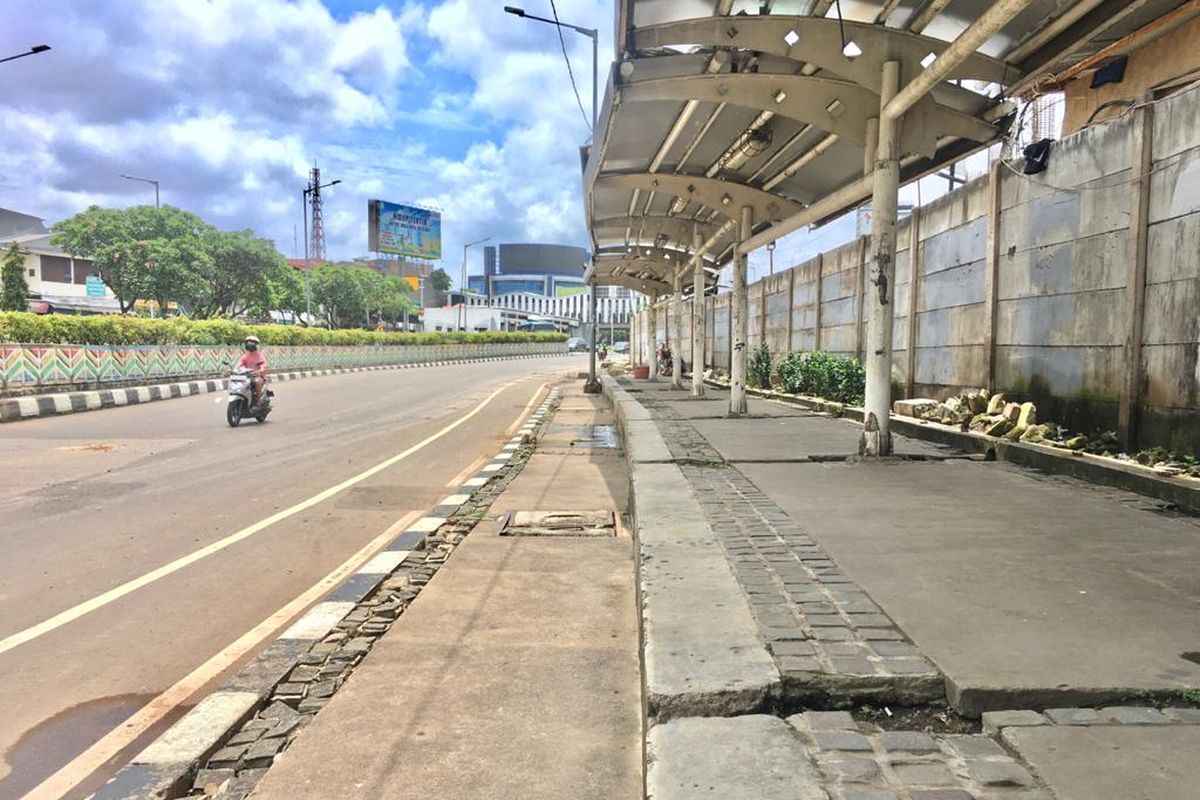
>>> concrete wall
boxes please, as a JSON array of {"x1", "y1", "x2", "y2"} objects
[{"x1": 628, "y1": 83, "x2": 1200, "y2": 452}]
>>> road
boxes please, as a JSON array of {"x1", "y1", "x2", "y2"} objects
[{"x1": 0, "y1": 356, "x2": 580, "y2": 799}]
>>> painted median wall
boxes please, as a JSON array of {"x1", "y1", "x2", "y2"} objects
[
  {"x1": 632, "y1": 81, "x2": 1200, "y2": 452},
  {"x1": 0, "y1": 341, "x2": 562, "y2": 393}
]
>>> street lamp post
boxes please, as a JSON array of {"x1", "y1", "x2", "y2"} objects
[
  {"x1": 302, "y1": 177, "x2": 342, "y2": 323},
  {"x1": 121, "y1": 174, "x2": 160, "y2": 208},
  {"x1": 0, "y1": 44, "x2": 50, "y2": 65},
  {"x1": 504, "y1": 5, "x2": 600, "y2": 391},
  {"x1": 460, "y1": 236, "x2": 491, "y2": 331}
]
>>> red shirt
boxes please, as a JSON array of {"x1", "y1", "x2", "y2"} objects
[{"x1": 238, "y1": 350, "x2": 268, "y2": 374}]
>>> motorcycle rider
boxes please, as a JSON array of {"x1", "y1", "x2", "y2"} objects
[{"x1": 237, "y1": 335, "x2": 268, "y2": 407}]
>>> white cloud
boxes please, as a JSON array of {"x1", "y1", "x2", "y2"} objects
[{"x1": 0, "y1": 0, "x2": 613, "y2": 280}]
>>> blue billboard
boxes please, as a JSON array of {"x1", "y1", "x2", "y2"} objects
[{"x1": 368, "y1": 199, "x2": 441, "y2": 260}]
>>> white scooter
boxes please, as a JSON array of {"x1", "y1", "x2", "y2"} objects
[{"x1": 226, "y1": 366, "x2": 273, "y2": 427}]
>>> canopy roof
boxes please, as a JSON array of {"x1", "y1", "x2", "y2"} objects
[{"x1": 583, "y1": 0, "x2": 1193, "y2": 288}]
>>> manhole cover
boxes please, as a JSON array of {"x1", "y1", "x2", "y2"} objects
[{"x1": 500, "y1": 511, "x2": 617, "y2": 537}]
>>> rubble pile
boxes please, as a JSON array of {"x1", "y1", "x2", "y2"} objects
[{"x1": 895, "y1": 390, "x2": 1059, "y2": 444}]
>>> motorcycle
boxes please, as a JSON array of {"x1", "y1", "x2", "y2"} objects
[{"x1": 226, "y1": 366, "x2": 273, "y2": 427}]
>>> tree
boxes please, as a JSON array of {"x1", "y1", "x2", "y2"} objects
[
  {"x1": 192, "y1": 229, "x2": 286, "y2": 318},
  {"x1": 1, "y1": 243, "x2": 30, "y2": 311},
  {"x1": 429, "y1": 267, "x2": 452, "y2": 292},
  {"x1": 51, "y1": 205, "x2": 210, "y2": 314}
]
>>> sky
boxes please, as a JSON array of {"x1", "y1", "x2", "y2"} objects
[
  {"x1": 0, "y1": 0, "x2": 1013, "y2": 289},
  {"x1": 0, "y1": 0, "x2": 611, "y2": 284}
]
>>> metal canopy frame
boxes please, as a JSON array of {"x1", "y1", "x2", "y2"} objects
[{"x1": 585, "y1": 0, "x2": 1191, "y2": 423}]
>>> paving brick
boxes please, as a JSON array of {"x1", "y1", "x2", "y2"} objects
[
  {"x1": 970, "y1": 760, "x2": 1034, "y2": 787},
  {"x1": 943, "y1": 735, "x2": 1006, "y2": 758},
  {"x1": 822, "y1": 756, "x2": 881, "y2": 783},
  {"x1": 813, "y1": 627, "x2": 856, "y2": 641},
  {"x1": 843, "y1": 791, "x2": 900, "y2": 800},
  {"x1": 908, "y1": 791, "x2": 975, "y2": 800},
  {"x1": 769, "y1": 640, "x2": 816, "y2": 656},
  {"x1": 778, "y1": 655, "x2": 823, "y2": 673},
  {"x1": 892, "y1": 762, "x2": 956, "y2": 785},
  {"x1": 981, "y1": 710, "x2": 1047, "y2": 735},
  {"x1": 800, "y1": 710, "x2": 858, "y2": 731},
  {"x1": 859, "y1": 628, "x2": 904, "y2": 641},
  {"x1": 1043, "y1": 707, "x2": 1103, "y2": 726},
  {"x1": 813, "y1": 730, "x2": 873, "y2": 751},
  {"x1": 830, "y1": 657, "x2": 877, "y2": 675},
  {"x1": 1100, "y1": 706, "x2": 1171, "y2": 725},
  {"x1": 881, "y1": 658, "x2": 935, "y2": 675},
  {"x1": 879, "y1": 731, "x2": 940, "y2": 753},
  {"x1": 1163, "y1": 707, "x2": 1200, "y2": 723}
]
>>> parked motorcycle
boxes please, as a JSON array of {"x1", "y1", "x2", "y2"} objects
[{"x1": 226, "y1": 366, "x2": 273, "y2": 427}]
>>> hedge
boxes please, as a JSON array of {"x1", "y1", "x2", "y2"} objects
[
  {"x1": 776, "y1": 350, "x2": 866, "y2": 405},
  {"x1": 0, "y1": 312, "x2": 567, "y2": 347}
]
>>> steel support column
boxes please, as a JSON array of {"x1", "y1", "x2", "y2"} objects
[
  {"x1": 862, "y1": 61, "x2": 902, "y2": 456},
  {"x1": 730, "y1": 205, "x2": 754, "y2": 417},
  {"x1": 692, "y1": 230, "x2": 707, "y2": 397}
]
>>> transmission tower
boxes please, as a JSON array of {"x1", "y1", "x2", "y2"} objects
[{"x1": 308, "y1": 167, "x2": 327, "y2": 262}]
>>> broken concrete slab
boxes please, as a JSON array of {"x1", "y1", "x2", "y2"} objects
[{"x1": 646, "y1": 716, "x2": 826, "y2": 800}]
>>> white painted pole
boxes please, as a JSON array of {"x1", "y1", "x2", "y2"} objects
[
  {"x1": 647, "y1": 291, "x2": 659, "y2": 382},
  {"x1": 692, "y1": 230, "x2": 706, "y2": 397},
  {"x1": 861, "y1": 60, "x2": 902, "y2": 456},
  {"x1": 671, "y1": 272, "x2": 683, "y2": 389},
  {"x1": 730, "y1": 205, "x2": 753, "y2": 416}
]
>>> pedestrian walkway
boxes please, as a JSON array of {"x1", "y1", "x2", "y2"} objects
[
  {"x1": 246, "y1": 383, "x2": 641, "y2": 800},
  {"x1": 612, "y1": 376, "x2": 1200, "y2": 800}
]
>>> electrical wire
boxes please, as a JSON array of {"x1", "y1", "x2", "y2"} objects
[{"x1": 549, "y1": 0, "x2": 594, "y2": 136}]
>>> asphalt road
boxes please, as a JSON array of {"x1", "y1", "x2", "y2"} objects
[{"x1": 0, "y1": 355, "x2": 581, "y2": 799}]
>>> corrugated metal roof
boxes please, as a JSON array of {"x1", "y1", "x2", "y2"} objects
[{"x1": 584, "y1": 0, "x2": 1192, "y2": 285}]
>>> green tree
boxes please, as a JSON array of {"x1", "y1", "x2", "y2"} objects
[
  {"x1": 1, "y1": 243, "x2": 30, "y2": 311},
  {"x1": 50, "y1": 205, "x2": 211, "y2": 314},
  {"x1": 428, "y1": 267, "x2": 452, "y2": 292},
  {"x1": 193, "y1": 229, "x2": 286, "y2": 318}
]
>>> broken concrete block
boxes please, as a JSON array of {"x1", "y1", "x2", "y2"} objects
[
  {"x1": 985, "y1": 418, "x2": 1014, "y2": 438},
  {"x1": 893, "y1": 398, "x2": 940, "y2": 418},
  {"x1": 1016, "y1": 402, "x2": 1037, "y2": 430},
  {"x1": 1003, "y1": 402, "x2": 1022, "y2": 422},
  {"x1": 966, "y1": 391, "x2": 989, "y2": 415},
  {"x1": 1063, "y1": 435, "x2": 1088, "y2": 449},
  {"x1": 1020, "y1": 424, "x2": 1051, "y2": 444},
  {"x1": 987, "y1": 393, "x2": 1006, "y2": 414}
]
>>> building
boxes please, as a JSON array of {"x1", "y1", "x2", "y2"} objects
[
  {"x1": 465, "y1": 242, "x2": 643, "y2": 334},
  {"x1": 0, "y1": 207, "x2": 120, "y2": 314},
  {"x1": 422, "y1": 304, "x2": 576, "y2": 334}
]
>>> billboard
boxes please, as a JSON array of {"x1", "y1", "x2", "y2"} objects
[{"x1": 369, "y1": 199, "x2": 441, "y2": 260}]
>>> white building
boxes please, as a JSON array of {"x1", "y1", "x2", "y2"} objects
[
  {"x1": 1, "y1": 208, "x2": 120, "y2": 314},
  {"x1": 464, "y1": 286, "x2": 643, "y2": 327}
]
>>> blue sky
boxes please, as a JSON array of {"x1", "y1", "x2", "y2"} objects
[{"x1": 0, "y1": 0, "x2": 612, "y2": 283}]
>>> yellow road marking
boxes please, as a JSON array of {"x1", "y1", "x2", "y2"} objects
[
  {"x1": 20, "y1": 509, "x2": 421, "y2": 800},
  {"x1": 0, "y1": 382, "x2": 515, "y2": 658}
]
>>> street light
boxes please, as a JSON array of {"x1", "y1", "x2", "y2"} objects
[
  {"x1": 505, "y1": 5, "x2": 600, "y2": 390},
  {"x1": 460, "y1": 236, "x2": 491, "y2": 331},
  {"x1": 121, "y1": 174, "x2": 160, "y2": 208},
  {"x1": 302, "y1": 178, "x2": 342, "y2": 322},
  {"x1": 0, "y1": 44, "x2": 50, "y2": 65},
  {"x1": 503, "y1": 6, "x2": 597, "y2": 131}
]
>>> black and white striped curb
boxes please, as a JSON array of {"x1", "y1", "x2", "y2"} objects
[
  {"x1": 89, "y1": 389, "x2": 560, "y2": 800},
  {"x1": 0, "y1": 352, "x2": 567, "y2": 424}
]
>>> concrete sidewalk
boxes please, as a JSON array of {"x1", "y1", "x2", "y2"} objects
[
  {"x1": 246, "y1": 384, "x2": 640, "y2": 800},
  {"x1": 612, "y1": 376, "x2": 1200, "y2": 800}
]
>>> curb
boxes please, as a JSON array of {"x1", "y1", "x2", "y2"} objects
[
  {"x1": 0, "y1": 353, "x2": 565, "y2": 425},
  {"x1": 89, "y1": 389, "x2": 560, "y2": 800},
  {"x1": 708, "y1": 380, "x2": 1200, "y2": 517}
]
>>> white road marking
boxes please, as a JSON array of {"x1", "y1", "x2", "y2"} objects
[
  {"x1": 18, "y1": 508, "x2": 421, "y2": 800},
  {"x1": 480, "y1": 463, "x2": 504, "y2": 473},
  {"x1": 461, "y1": 477, "x2": 487, "y2": 488},
  {"x1": 406, "y1": 516, "x2": 446, "y2": 533},
  {"x1": 439, "y1": 494, "x2": 470, "y2": 507},
  {"x1": 0, "y1": 382, "x2": 518, "y2": 658},
  {"x1": 17, "y1": 397, "x2": 38, "y2": 417},
  {"x1": 135, "y1": 690, "x2": 260, "y2": 765},
  {"x1": 277, "y1": 601, "x2": 357, "y2": 640},
  {"x1": 52, "y1": 395, "x2": 72, "y2": 413},
  {"x1": 355, "y1": 550, "x2": 410, "y2": 576}
]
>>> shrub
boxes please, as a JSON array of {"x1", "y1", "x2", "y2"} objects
[
  {"x1": 776, "y1": 350, "x2": 866, "y2": 405},
  {"x1": 0, "y1": 312, "x2": 567, "y2": 347},
  {"x1": 747, "y1": 342, "x2": 773, "y2": 389}
]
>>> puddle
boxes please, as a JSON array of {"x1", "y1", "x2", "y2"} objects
[
  {"x1": 570, "y1": 424, "x2": 619, "y2": 449},
  {"x1": 0, "y1": 694, "x2": 156, "y2": 800}
]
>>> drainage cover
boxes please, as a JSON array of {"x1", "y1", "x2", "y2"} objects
[{"x1": 500, "y1": 511, "x2": 617, "y2": 537}]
